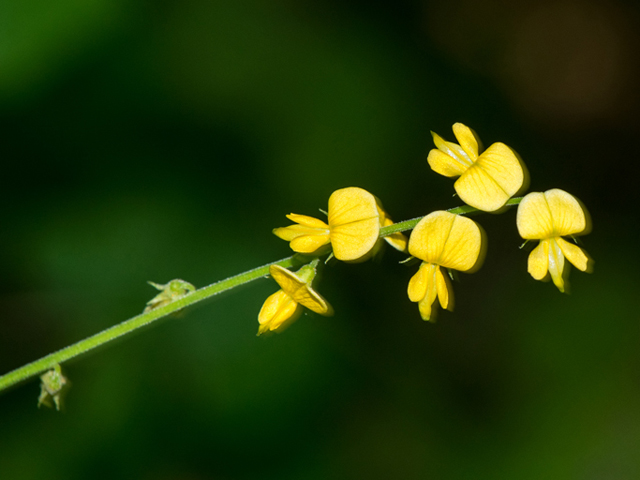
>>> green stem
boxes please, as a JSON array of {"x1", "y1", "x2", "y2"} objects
[
  {"x1": 0, "y1": 255, "x2": 303, "y2": 394},
  {"x1": 0, "y1": 197, "x2": 523, "y2": 395},
  {"x1": 380, "y1": 197, "x2": 522, "y2": 237}
]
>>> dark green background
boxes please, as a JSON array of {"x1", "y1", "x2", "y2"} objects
[{"x1": 2, "y1": 1, "x2": 639, "y2": 478}]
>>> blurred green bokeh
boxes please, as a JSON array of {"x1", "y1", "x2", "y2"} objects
[{"x1": 2, "y1": 1, "x2": 640, "y2": 479}]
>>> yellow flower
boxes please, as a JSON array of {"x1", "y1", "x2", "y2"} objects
[
  {"x1": 257, "y1": 263, "x2": 333, "y2": 335},
  {"x1": 273, "y1": 187, "x2": 383, "y2": 262},
  {"x1": 407, "y1": 211, "x2": 485, "y2": 321},
  {"x1": 427, "y1": 123, "x2": 527, "y2": 212},
  {"x1": 516, "y1": 189, "x2": 593, "y2": 293}
]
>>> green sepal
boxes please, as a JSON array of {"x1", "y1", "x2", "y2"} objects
[{"x1": 38, "y1": 364, "x2": 69, "y2": 411}]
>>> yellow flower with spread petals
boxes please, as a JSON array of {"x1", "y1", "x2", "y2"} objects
[
  {"x1": 273, "y1": 187, "x2": 383, "y2": 262},
  {"x1": 428, "y1": 123, "x2": 528, "y2": 212},
  {"x1": 407, "y1": 211, "x2": 485, "y2": 321},
  {"x1": 258, "y1": 263, "x2": 333, "y2": 335},
  {"x1": 517, "y1": 189, "x2": 593, "y2": 293}
]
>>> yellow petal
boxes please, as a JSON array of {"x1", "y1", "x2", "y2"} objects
[
  {"x1": 427, "y1": 149, "x2": 468, "y2": 177},
  {"x1": 548, "y1": 238, "x2": 566, "y2": 293},
  {"x1": 408, "y1": 263, "x2": 439, "y2": 321},
  {"x1": 452, "y1": 123, "x2": 480, "y2": 161},
  {"x1": 556, "y1": 237, "x2": 591, "y2": 272},
  {"x1": 517, "y1": 189, "x2": 588, "y2": 240},
  {"x1": 475, "y1": 143, "x2": 523, "y2": 196},
  {"x1": 408, "y1": 211, "x2": 482, "y2": 272},
  {"x1": 270, "y1": 265, "x2": 303, "y2": 295},
  {"x1": 528, "y1": 239, "x2": 550, "y2": 280},
  {"x1": 273, "y1": 225, "x2": 303, "y2": 242},
  {"x1": 380, "y1": 213, "x2": 408, "y2": 253},
  {"x1": 290, "y1": 234, "x2": 331, "y2": 253},
  {"x1": 292, "y1": 285, "x2": 334, "y2": 316},
  {"x1": 257, "y1": 290, "x2": 302, "y2": 334},
  {"x1": 273, "y1": 214, "x2": 330, "y2": 249},
  {"x1": 328, "y1": 187, "x2": 378, "y2": 227},
  {"x1": 384, "y1": 233, "x2": 408, "y2": 253},
  {"x1": 418, "y1": 272, "x2": 438, "y2": 322},
  {"x1": 408, "y1": 211, "x2": 453, "y2": 264},
  {"x1": 328, "y1": 187, "x2": 380, "y2": 262},
  {"x1": 286, "y1": 214, "x2": 329, "y2": 229},
  {"x1": 544, "y1": 189, "x2": 587, "y2": 237},
  {"x1": 408, "y1": 262, "x2": 430, "y2": 302},
  {"x1": 273, "y1": 224, "x2": 324, "y2": 242},
  {"x1": 454, "y1": 165, "x2": 511, "y2": 212},
  {"x1": 269, "y1": 265, "x2": 333, "y2": 316},
  {"x1": 435, "y1": 266, "x2": 453, "y2": 311},
  {"x1": 258, "y1": 304, "x2": 304, "y2": 335},
  {"x1": 454, "y1": 143, "x2": 523, "y2": 213},
  {"x1": 517, "y1": 192, "x2": 554, "y2": 240},
  {"x1": 431, "y1": 131, "x2": 474, "y2": 168}
]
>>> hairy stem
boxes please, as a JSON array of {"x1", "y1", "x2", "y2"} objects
[{"x1": 0, "y1": 255, "x2": 303, "y2": 393}]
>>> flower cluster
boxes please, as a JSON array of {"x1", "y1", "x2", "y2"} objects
[{"x1": 258, "y1": 123, "x2": 593, "y2": 333}]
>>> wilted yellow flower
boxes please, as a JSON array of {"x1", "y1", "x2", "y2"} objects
[
  {"x1": 407, "y1": 211, "x2": 484, "y2": 321},
  {"x1": 273, "y1": 187, "x2": 382, "y2": 262},
  {"x1": 258, "y1": 263, "x2": 333, "y2": 335},
  {"x1": 428, "y1": 123, "x2": 527, "y2": 212},
  {"x1": 517, "y1": 189, "x2": 593, "y2": 292}
]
